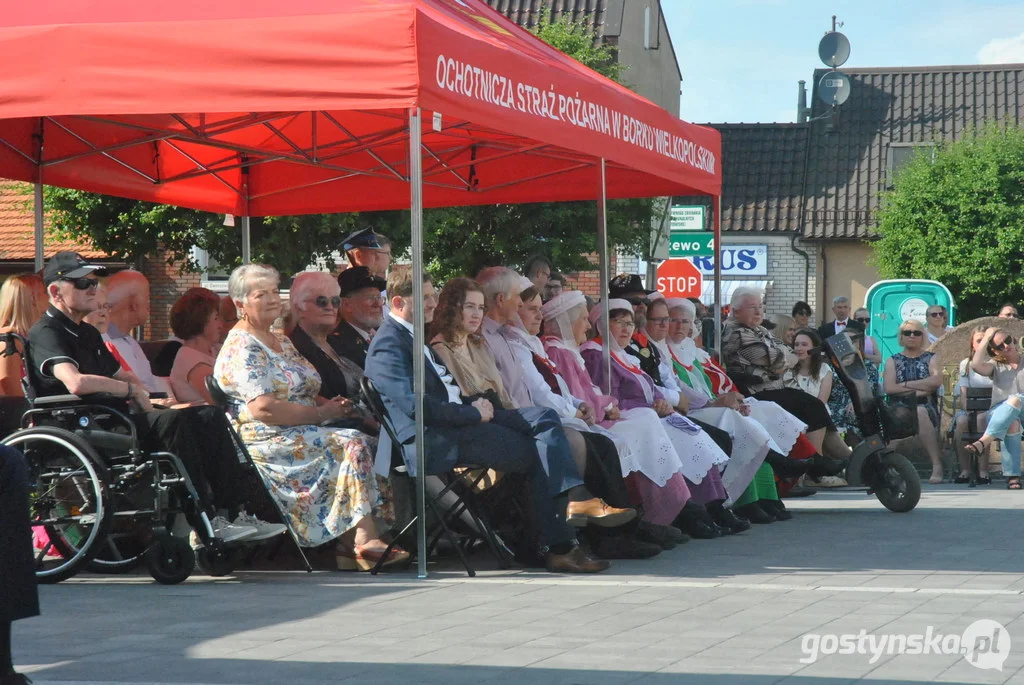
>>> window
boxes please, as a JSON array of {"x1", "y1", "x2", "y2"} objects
[{"x1": 886, "y1": 143, "x2": 935, "y2": 188}]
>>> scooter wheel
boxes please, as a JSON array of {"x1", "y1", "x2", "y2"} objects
[{"x1": 873, "y1": 452, "x2": 921, "y2": 513}]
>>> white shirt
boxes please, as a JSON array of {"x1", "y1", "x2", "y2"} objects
[
  {"x1": 389, "y1": 312, "x2": 462, "y2": 404},
  {"x1": 501, "y1": 327, "x2": 581, "y2": 419},
  {"x1": 348, "y1": 322, "x2": 373, "y2": 342},
  {"x1": 926, "y1": 326, "x2": 953, "y2": 346},
  {"x1": 104, "y1": 323, "x2": 173, "y2": 397}
]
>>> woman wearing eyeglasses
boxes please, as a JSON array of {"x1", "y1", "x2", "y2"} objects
[
  {"x1": 883, "y1": 319, "x2": 945, "y2": 484},
  {"x1": 970, "y1": 327, "x2": 1023, "y2": 489},
  {"x1": 852, "y1": 308, "x2": 882, "y2": 364}
]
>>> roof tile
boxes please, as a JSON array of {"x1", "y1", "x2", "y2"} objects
[
  {"x1": 485, "y1": 0, "x2": 609, "y2": 37},
  {"x1": 0, "y1": 180, "x2": 105, "y2": 261}
]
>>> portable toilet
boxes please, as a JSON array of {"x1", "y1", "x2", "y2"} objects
[{"x1": 864, "y1": 279, "x2": 956, "y2": 364}]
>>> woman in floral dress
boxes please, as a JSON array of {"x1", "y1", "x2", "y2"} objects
[{"x1": 215, "y1": 264, "x2": 401, "y2": 571}]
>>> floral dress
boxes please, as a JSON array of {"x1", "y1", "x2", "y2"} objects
[
  {"x1": 214, "y1": 328, "x2": 393, "y2": 547},
  {"x1": 892, "y1": 352, "x2": 939, "y2": 427}
]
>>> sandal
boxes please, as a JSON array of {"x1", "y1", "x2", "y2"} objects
[
  {"x1": 1007, "y1": 478, "x2": 1022, "y2": 490},
  {"x1": 954, "y1": 474, "x2": 970, "y2": 484},
  {"x1": 965, "y1": 440, "x2": 987, "y2": 456},
  {"x1": 336, "y1": 542, "x2": 411, "y2": 571},
  {"x1": 977, "y1": 476, "x2": 992, "y2": 485}
]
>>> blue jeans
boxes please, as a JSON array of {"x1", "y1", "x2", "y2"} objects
[{"x1": 985, "y1": 398, "x2": 1023, "y2": 477}]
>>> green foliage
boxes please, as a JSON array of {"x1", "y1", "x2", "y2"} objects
[
  {"x1": 43, "y1": 14, "x2": 653, "y2": 280},
  {"x1": 872, "y1": 124, "x2": 1024, "y2": 319}
]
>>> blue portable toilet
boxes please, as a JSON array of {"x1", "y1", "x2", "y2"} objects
[{"x1": 863, "y1": 280, "x2": 956, "y2": 364}]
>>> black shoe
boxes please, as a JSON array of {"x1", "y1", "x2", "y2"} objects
[
  {"x1": 594, "y1": 535, "x2": 662, "y2": 559},
  {"x1": 782, "y1": 484, "x2": 818, "y2": 498},
  {"x1": 764, "y1": 451, "x2": 810, "y2": 478},
  {"x1": 735, "y1": 503, "x2": 775, "y2": 524},
  {"x1": 806, "y1": 454, "x2": 848, "y2": 478},
  {"x1": 760, "y1": 499, "x2": 793, "y2": 521},
  {"x1": 634, "y1": 519, "x2": 678, "y2": 549},
  {"x1": 710, "y1": 505, "x2": 752, "y2": 534},
  {"x1": 677, "y1": 516, "x2": 721, "y2": 539}
]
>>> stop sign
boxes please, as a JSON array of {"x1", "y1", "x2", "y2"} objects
[{"x1": 656, "y1": 259, "x2": 703, "y2": 298}]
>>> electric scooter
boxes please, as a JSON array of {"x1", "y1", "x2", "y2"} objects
[{"x1": 820, "y1": 332, "x2": 922, "y2": 513}]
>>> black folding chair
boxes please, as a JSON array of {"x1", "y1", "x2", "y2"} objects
[
  {"x1": 359, "y1": 376, "x2": 514, "y2": 576},
  {"x1": 960, "y1": 386, "x2": 995, "y2": 487},
  {"x1": 205, "y1": 376, "x2": 313, "y2": 572}
]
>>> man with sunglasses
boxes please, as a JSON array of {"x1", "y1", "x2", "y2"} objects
[
  {"x1": 25, "y1": 252, "x2": 260, "y2": 543},
  {"x1": 924, "y1": 305, "x2": 953, "y2": 346},
  {"x1": 331, "y1": 266, "x2": 387, "y2": 369}
]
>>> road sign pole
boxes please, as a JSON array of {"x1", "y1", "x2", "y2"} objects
[{"x1": 714, "y1": 195, "x2": 722, "y2": 358}]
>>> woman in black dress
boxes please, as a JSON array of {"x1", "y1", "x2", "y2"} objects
[{"x1": 1, "y1": 445, "x2": 38, "y2": 685}]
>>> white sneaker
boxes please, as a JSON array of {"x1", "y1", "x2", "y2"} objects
[
  {"x1": 210, "y1": 515, "x2": 257, "y2": 543},
  {"x1": 806, "y1": 475, "x2": 848, "y2": 488},
  {"x1": 233, "y1": 511, "x2": 288, "y2": 541}
]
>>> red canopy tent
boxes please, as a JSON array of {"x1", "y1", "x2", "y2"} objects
[{"x1": 0, "y1": 0, "x2": 723, "y2": 575}]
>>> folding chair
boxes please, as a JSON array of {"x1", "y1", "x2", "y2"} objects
[
  {"x1": 960, "y1": 386, "x2": 995, "y2": 487},
  {"x1": 359, "y1": 376, "x2": 514, "y2": 577},
  {"x1": 204, "y1": 376, "x2": 313, "y2": 572}
]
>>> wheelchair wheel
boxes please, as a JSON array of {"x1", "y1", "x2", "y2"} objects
[
  {"x1": 2, "y1": 427, "x2": 112, "y2": 584},
  {"x1": 146, "y1": 534, "x2": 195, "y2": 585}
]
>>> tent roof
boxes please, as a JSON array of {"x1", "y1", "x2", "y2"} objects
[{"x1": 0, "y1": 0, "x2": 719, "y2": 215}]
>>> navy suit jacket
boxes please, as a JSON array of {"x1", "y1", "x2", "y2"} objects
[{"x1": 364, "y1": 315, "x2": 482, "y2": 476}]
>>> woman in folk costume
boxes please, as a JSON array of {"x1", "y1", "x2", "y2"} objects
[
  {"x1": 535, "y1": 290, "x2": 694, "y2": 528},
  {"x1": 644, "y1": 296, "x2": 777, "y2": 503},
  {"x1": 669, "y1": 299, "x2": 827, "y2": 506},
  {"x1": 579, "y1": 299, "x2": 743, "y2": 538}
]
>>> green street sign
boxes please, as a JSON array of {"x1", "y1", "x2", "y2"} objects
[{"x1": 669, "y1": 231, "x2": 714, "y2": 257}]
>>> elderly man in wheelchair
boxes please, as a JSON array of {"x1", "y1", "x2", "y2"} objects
[{"x1": 1, "y1": 251, "x2": 283, "y2": 584}]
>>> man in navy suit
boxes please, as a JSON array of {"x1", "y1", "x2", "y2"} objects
[{"x1": 365, "y1": 267, "x2": 631, "y2": 573}]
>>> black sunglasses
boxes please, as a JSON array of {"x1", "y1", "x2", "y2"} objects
[
  {"x1": 312, "y1": 296, "x2": 342, "y2": 309},
  {"x1": 61, "y1": 277, "x2": 99, "y2": 291},
  {"x1": 927, "y1": 311, "x2": 945, "y2": 318},
  {"x1": 993, "y1": 336, "x2": 1016, "y2": 352},
  {"x1": 854, "y1": 317, "x2": 870, "y2": 324},
  {"x1": 900, "y1": 329, "x2": 923, "y2": 337}
]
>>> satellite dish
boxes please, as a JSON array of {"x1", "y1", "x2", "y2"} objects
[
  {"x1": 818, "y1": 31, "x2": 851, "y2": 67},
  {"x1": 818, "y1": 70, "x2": 851, "y2": 106}
]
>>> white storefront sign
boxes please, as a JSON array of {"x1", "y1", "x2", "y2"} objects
[{"x1": 691, "y1": 244, "x2": 768, "y2": 276}]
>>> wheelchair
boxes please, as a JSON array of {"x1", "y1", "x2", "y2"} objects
[{"x1": 0, "y1": 332, "x2": 230, "y2": 585}]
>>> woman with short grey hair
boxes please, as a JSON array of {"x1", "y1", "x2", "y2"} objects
[{"x1": 216, "y1": 265, "x2": 402, "y2": 571}]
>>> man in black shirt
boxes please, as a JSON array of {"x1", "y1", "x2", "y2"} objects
[{"x1": 26, "y1": 252, "x2": 256, "y2": 543}]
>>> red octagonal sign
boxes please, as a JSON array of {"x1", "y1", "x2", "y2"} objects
[{"x1": 656, "y1": 259, "x2": 703, "y2": 298}]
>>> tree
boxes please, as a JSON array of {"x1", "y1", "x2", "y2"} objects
[
  {"x1": 872, "y1": 124, "x2": 1024, "y2": 319},
  {"x1": 42, "y1": 15, "x2": 655, "y2": 279}
]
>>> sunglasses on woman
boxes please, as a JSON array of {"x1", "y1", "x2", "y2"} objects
[
  {"x1": 311, "y1": 296, "x2": 342, "y2": 310},
  {"x1": 900, "y1": 329, "x2": 923, "y2": 337},
  {"x1": 993, "y1": 336, "x2": 1016, "y2": 351},
  {"x1": 60, "y1": 276, "x2": 99, "y2": 291}
]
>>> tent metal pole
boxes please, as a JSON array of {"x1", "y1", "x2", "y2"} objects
[
  {"x1": 33, "y1": 118, "x2": 44, "y2": 272},
  {"x1": 597, "y1": 159, "x2": 611, "y2": 393},
  {"x1": 713, "y1": 195, "x2": 722, "y2": 358},
  {"x1": 240, "y1": 216, "x2": 251, "y2": 265},
  {"x1": 409, "y1": 107, "x2": 428, "y2": 579}
]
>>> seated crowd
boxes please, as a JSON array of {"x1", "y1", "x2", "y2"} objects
[{"x1": 4, "y1": 227, "x2": 987, "y2": 577}]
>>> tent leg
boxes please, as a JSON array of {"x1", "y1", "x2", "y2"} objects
[
  {"x1": 597, "y1": 159, "x2": 611, "y2": 394},
  {"x1": 33, "y1": 182, "x2": 44, "y2": 273},
  {"x1": 409, "y1": 107, "x2": 428, "y2": 580},
  {"x1": 240, "y1": 216, "x2": 251, "y2": 265},
  {"x1": 713, "y1": 195, "x2": 722, "y2": 358}
]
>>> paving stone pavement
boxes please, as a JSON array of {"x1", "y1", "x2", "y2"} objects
[{"x1": 14, "y1": 484, "x2": 1024, "y2": 685}]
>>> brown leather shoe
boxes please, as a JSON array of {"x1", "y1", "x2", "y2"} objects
[
  {"x1": 545, "y1": 545, "x2": 611, "y2": 573},
  {"x1": 566, "y1": 498, "x2": 636, "y2": 528}
]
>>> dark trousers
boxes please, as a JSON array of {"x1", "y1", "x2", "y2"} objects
[
  {"x1": 132, "y1": 409, "x2": 214, "y2": 514},
  {"x1": 450, "y1": 406, "x2": 582, "y2": 548},
  {"x1": 178, "y1": 406, "x2": 247, "y2": 512},
  {"x1": 754, "y1": 388, "x2": 834, "y2": 432},
  {"x1": 0, "y1": 446, "x2": 39, "y2": 623}
]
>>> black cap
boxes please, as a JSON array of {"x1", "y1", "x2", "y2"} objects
[
  {"x1": 337, "y1": 266, "x2": 386, "y2": 297},
  {"x1": 339, "y1": 227, "x2": 381, "y2": 253},
  {"x1": 609, "y1": 274, "x2": 654, "y2": 298},
  {"x1": 43, "y1": 251, "x2": 106, "y2": 286}
]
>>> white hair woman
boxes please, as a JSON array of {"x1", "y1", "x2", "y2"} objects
[
  {"x1": 287, "y1": 272, "x2": 376, "y2": 431},
  {"x1": 665, "y1": 298, "x2": 812, "y2": 521},
  {"x1": 540, "y1": 290, "x2": 694, "y2": 528},
  {"x1": 214, "y1": 264, "x2": 402, "y2": 571}
]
